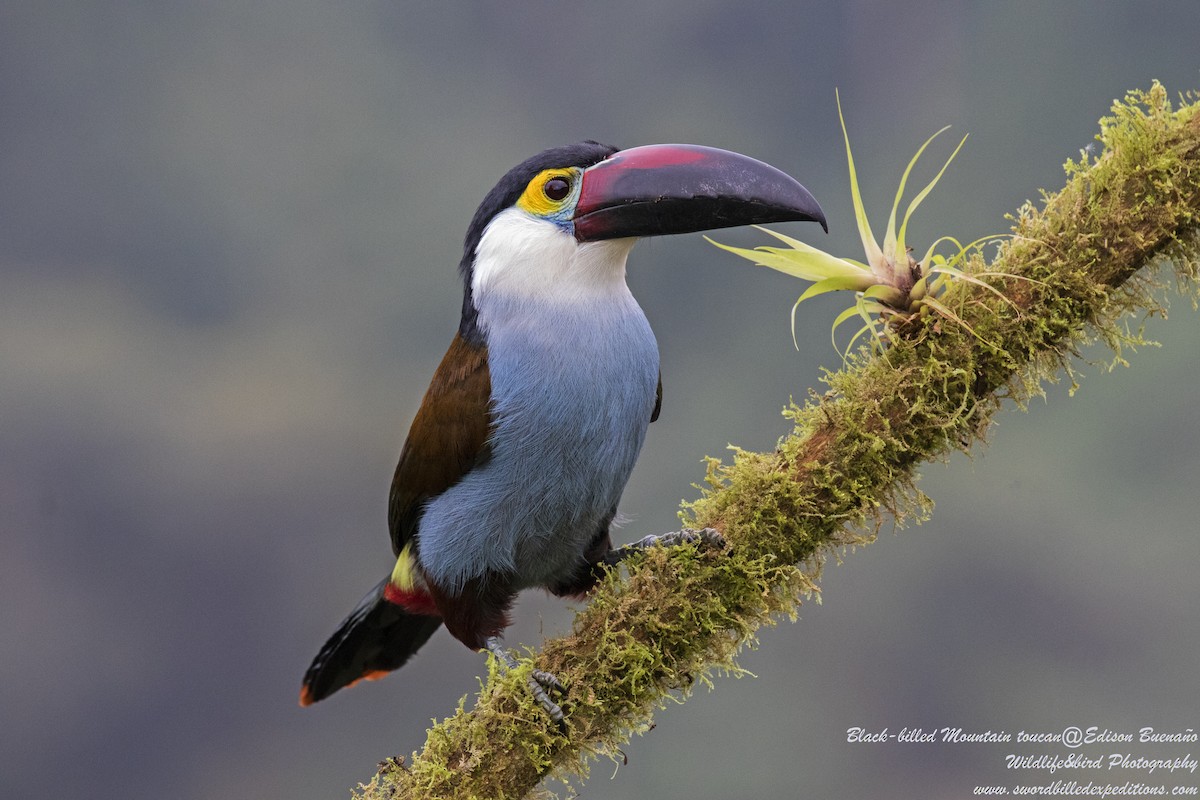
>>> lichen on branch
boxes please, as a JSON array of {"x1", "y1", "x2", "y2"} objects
[{"x1": 355, "y1": 83, "x2": 1200, "y2": 800}]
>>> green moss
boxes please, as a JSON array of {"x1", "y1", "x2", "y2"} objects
[{"x1": 354, "y1": 84, "x2": 1200, "y2": 800}]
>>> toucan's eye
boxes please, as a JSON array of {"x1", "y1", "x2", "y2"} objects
[
  {"x1": 544, "y1": 176, "x2": 571, "y2": 202},
  {"x1": 517, "y1": 168, "x2": 579, "y2": 218}
]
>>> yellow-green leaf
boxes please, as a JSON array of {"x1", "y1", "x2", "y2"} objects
[
  {"x1": 796, "y1": 274, "x2": 878, "y2": 304},
  {"x1": 895, "y1": 133, "x2": 968, "y2": 262},
  {"x1": 705, "y1": 237, "x2": 864, "y2": 282},
  {"x1": 862, "y1": 283, "x2": 906, "y2": 308},
  {"x1": 837, "y1": 89, "x2": 885, "y2": 276},
  {"x1": 884, "y1": 125, "x2": 951, "y2": 274}
]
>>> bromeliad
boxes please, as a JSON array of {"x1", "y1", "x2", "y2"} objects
[{"x1": 711, "y1": 91, "x2": 1011, "y2": 357}]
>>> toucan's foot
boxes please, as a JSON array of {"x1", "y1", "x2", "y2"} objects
[
  {"x1": 531, "y1": 668, "x2": 565, "y2": 695},
  {"x1": 484, "y1": 636, "x2": 565, "y2": 726},
  {"x1": 603, "y1": 527, "x2": 727, "y2": 566}
]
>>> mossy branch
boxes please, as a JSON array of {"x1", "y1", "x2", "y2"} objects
[{"x1": 354, "y1": 83, "x2": 1200, "y2": 800}]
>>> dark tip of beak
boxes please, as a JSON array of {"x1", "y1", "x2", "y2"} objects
[{"x1": 573, "y1": 144, "x2": 827, "y2": 242}]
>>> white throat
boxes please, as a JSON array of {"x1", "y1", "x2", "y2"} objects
[{"x1": 471, "y1": 208, "x2": 637, "y2": 305}]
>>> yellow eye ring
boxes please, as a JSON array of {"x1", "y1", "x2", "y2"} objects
[{"x1": 517, "y1": 168, "x2": 579, "y2": 217}]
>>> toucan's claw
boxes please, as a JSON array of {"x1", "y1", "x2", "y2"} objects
[
  {"x1": 484, "y1": 636, "x2": 566, "y2": 726},
  {"x1": 531, "y1": 668, "x2": 565, "y2": 695},
  {"x1": 604, "y1": 527, "x2": 728, "y2": 565},
  {"x1": 527, "y1": 671, "x2": 566, "y2": 727}
]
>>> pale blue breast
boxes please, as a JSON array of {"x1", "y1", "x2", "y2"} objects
[{"x1": 416, "y1": 290, "x2": 659, "y2": 593}]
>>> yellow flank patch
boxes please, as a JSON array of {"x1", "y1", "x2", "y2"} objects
[
  {"x1": 516, "y1": 167, "x2": 578, "y2": 218},
  {"x1": 390, "y1": 544, "x2": 418, "y2": 592}
]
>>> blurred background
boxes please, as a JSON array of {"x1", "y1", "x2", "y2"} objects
[{"x1": 2, "y1": 2, "x2": 1198, "y2": 798}]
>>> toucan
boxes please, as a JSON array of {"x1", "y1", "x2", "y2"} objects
[{"x1": 300, "y1": 141, "x2": 827, "y2": 720}]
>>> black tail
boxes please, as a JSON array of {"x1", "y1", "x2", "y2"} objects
[{"x1": 299, "y1": 578, "x2": 442, "y2": 706}]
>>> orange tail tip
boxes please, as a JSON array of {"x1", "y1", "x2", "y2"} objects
[
  {"x1": 299, "y1": 669, "x2": 391, "y2": 707},
  {"x1": 299, "y1": 577, "x2": 444, "y2": 706}
]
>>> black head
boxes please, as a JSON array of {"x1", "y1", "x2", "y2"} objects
[
  {"x1": 455, "y1": 140, "x2": 826, "y2": 341},
  {"x1": 457, "y1": 141, "x2": 618, "y2": 337}
]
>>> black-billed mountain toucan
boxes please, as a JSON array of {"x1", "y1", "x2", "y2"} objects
[{"x1": 300, "y1": 141, "x2": 827, "y2": 719}]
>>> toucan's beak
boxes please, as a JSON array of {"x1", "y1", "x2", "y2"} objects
[{"x1": 573, "y1": 143, "x2": 827, "y2": 242}]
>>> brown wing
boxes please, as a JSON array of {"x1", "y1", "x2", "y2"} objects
[{"x1": 387, "y1": 333, "x2": 492, "y2": 556}]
